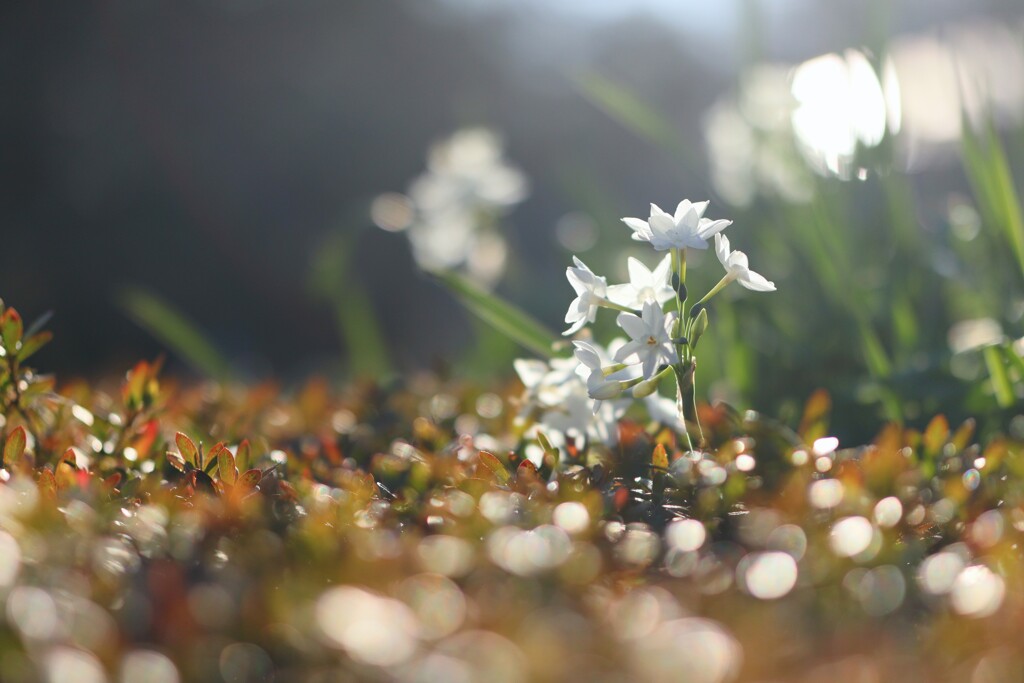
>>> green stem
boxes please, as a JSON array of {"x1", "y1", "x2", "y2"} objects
[
  {"x1": 694, "y1": 274, "x2": 734, "y2": 307},
  {"x1": 596, "y1": 298, "x2": 637, "y2": 314}
]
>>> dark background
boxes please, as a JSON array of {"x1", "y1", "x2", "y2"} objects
[{"x1": 2, "y1": 0, "x2": 1020, "y2": 380}]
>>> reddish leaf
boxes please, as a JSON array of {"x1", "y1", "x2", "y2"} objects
[
  {"x1": 217, "y1": 449, "x2": 238, "y2": 485},
  {"x1": 175, "y1": 433, "x2": 199, "y2": 468},
  {"x1": 478, "y1": 450, "x2": 510, "y2": 484},
  {"x1": 238, "y1": 469, "x2": 262, "y2": 490},
  {"x1": 166, "y1": 451, "x2": 187, "y2": 473},
  {"x1": 4, "y1": 426, "x2": 26, "y2": 468},
  {"x1": 1, "y1": 308, "x2": 23, "y2": 354}
]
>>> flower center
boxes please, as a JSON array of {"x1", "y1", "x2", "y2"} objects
[
  {"x1": 646, "y1": 335, "x2": 657, "y2": 346},
  {"x1": 638, "y1": 286, "x2": 656, "y2": 302}
]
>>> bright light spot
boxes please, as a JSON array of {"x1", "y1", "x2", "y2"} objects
[
  {"x1": 371, "y1": 192, "x2": 415, "y2": 232},
  {"x1": 120, "y1": 650, "x2": 180, "y2": 683},
  {"x1": 812, "y1": 437, "x2": 839, "y2": 456},
  {"x1": 0, "y1": 531, "x2": 21, "y2": 586},
  {"x1": 399, "y1": 574, "x2": 466, "y2": 641},
  {"x1": 316, "y1": 587, "x2": 419, "y2": 666},
  {"x1": 970, "y1": 510, "x2": 1004, "y2": 549},
  {"x1": 809, "y1": 479, "x2": 844, "y2": 509},
  {"x1": 416, "y1": 535, "x2": 474, "y2": 578},
  {"x1": 44, "y1": 647, "x2": 107, "y2": 683},
  {"x1": 814, "y1": 457, "x2": 832, "y2": 473},
  {"x1": 790, "y1": 449, "x2": 809, "y2": 466},
  {"x1": 948, "y1": 318, "x2": 1003, "y2": 355},
  {"x1": 951, "y1": 565, "x2": 1005, "y2": 618},
  {"x1": 918, "y1": 551, "x2": 966, "y2": 595},
  {"x1": 735, "y1": 454, "x2": 756, "y2": 472},
  {"x1": 740, "y1": 551, "x2": 798, "y2": 600},
  {"x1": 873, "y1": 497, "x2": 903, "y2": 528},
  {"x1": 552, "y1": 501, "x2": 590, "y2": 535},
  {"x1": 8, "y1": 586, "x2": 59, "y2": 641},
  {"x1": 791, "y1": 50, "x2": 888, "y2": 176},
  {"x1": 487, "y1": 525, "x2": 572, "y2": 576},
  {"x1": 829, "y1": 516, "x2": 874, "y2": 557},
  {"x1": 666, "y1": 519, "x2": 706, "y2": 552},
  {"x1": 632, "y1": 618, "x2": 743, "y2": 683},
  {"x1": 962, "y1": 469, "x2": 981, "y2": 491},
  {"x1": 614, "y1": 528, "x2": 661, "y2": 568},
  {"x1": 71, "y1": 404, "x2": 95, "y2": 427}
]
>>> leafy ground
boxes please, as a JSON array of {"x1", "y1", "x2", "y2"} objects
[{"x1": 0, "y1": 304, "x2": 1021, "y2": 683}]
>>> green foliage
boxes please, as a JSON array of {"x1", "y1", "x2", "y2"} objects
[
  {"x1": 0, "y1": 306, "x2": 1018, "y2": 679},
  {"x1": 432, "y1": 269, "x2": 559, "y2": 358}
]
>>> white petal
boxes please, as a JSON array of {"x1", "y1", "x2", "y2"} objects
[
  {"x1": 696, "y1": 218, "x2": 732, "y2": 239},
  {"x1": 513, "y1": 359, "x2": 548, "y2": 387},
  {"x1": 648, "y1": 212, "x2": 676, "y2": 237},
  {"x1": 738, "y1": 270, "x2": 776, "y2": 292},
  {"x1": 649, "y1": 203, "x2": 671, "y2": 219},
  {"x1": 715, "y1": 233, "x2": 730, "y2": 266},
  {"x1": 563, "y1": 316, "x2": 588, "y2": 336},
  {"x1": 673, "y1": 199, "x2": 693, "y2": 222},
  {"x1": 622, "y1": 217, "x2": 651, "y2": 235},
  {"x1": 691, "y1": 200, "x2": 710, "y2": 218},
  {"x1": 614, "y1": 339, "x2": 645, "y2": 362},
  {"x1": 728, "y1": 250, "x2": 749, "y2": 271},
  {"x1": 626, "y1": 256, "x2": 651, "y2": 285},
  {"x1": 573, "y1": 341, "x2": 602, "y2": 369},
  {"x1": 616, "y1": 312, "x2": 648, "y2": 341},
  {"x1": 606, "y1": 283, "x2": 638, "y2": 308}
]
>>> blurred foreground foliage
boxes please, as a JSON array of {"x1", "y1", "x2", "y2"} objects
[{"x1": 0, "y1": 303, "x2": 1023, "y2": 682}]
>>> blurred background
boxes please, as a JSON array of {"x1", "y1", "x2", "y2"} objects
[{"x1": 3, "y1": 0, "x2": 1024, "y2": 442}]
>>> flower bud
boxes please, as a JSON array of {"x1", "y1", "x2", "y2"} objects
[
  {"x1": 690, "y1": 308, "x2": 709, "y2": 349},
  {"x1": 631, "y1": 376, "x2": 661, "y2": 399}
]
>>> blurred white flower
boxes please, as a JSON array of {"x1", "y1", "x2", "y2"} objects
[
  {"x1": 622, "y1": 201, "x2": 731, "y2": 251},
  {"x1": 615, "y1": 301, "x2": 679, "y2": 379},
  {"x1": 714, "y1": 234, "x2": 776, "y2": 292},
  {"x1": 515, "y1": 341, "x2": 632, "y2": 448},
  {"x1": 564, "y1": 257, "x2": 608, "y2": 336},
  {"x1": 573, "y1": 340, "x2": 631, "y2": 408},
  {"x1": 390, "y1": 128, "x2": 528, "y2": 289},
  {"x1": 607, "y1": 254, "x2": 675, "y2": 309}
]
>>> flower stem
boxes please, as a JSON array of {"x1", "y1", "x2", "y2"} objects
[
  {"x1": 694, "y1": 274, "x2": 734, "y2": 308},
  {"x1": 596, "y1": 298, "x2": 636, "y2": 314}
]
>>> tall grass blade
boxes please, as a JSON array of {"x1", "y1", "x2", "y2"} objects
[
  {"x1": 118, "y1": 287, "x2": 233, "y2": 380},
  {"x1": 431, "y1": 270, "x2": 557, "y2": 358}
]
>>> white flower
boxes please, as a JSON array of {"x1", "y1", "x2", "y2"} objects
[
  {"x1": 714, "y1": 234, "x2": 776, "y2": 292},
  {"x1": 564, "y1": 257, "x2": 608, "y2": 336},
  {"x1": 622, "y1": 200, "x2": 731, "y2": 251},
  {"x1": 607, "y1": 254, "x2": 675, "y2": 310},
  {"x1": 572, "y1": 341, "x2": 630, "y2": 409},
  {"x1": 644, "y1": 393, "x2": 687, "y2": 433},
  {"x1": 614, "y1": 301, "x2": 679, "y2": 379}
]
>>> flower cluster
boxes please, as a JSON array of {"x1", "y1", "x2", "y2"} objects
[
  {"x1": 562, "y1": 200, "x2": 775, "y2": 447},
  {"x1": 376, "y1": 128, "x2": 528, "y2": 288}
]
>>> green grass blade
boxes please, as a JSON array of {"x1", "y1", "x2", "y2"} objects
[
  {"x1": 984, "y1": 344, "x2": 1015, "y2": 407},
  {"x1": 431, "y1": 270, "x2": 557, "y2": 358},
  {"x1": 962, "y1": 116, "x2": 1024, "y2": 280},
  {"x1": 118, "y1": 287, "x2": 233, "y2": 380},
  {"x1": 572, "y1": 72, "x2": 694, "y2": 165}
]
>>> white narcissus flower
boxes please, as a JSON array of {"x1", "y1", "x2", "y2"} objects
[
  {"x1": 563, "y1": 257, "x2": 607, "y2": 336},
  {"x1": 622, "y1": 200, "x2": 731, "y2": 251},
  {"x1": 714, "y1": 233, "x2": 776, "y2": 292},
  {"x1": 614, "y1": 301, "x2": 679, "y2": 379},
  {"x1": 607, "y1": 254, "x2": 675, "y2": 309},
  {"x1": 572, "y1": 340, "x2": 632, "y2": 410}
]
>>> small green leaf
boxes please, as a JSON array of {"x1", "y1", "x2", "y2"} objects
[
  {"x1": 17, "y1": 331, "x2": 52, "y2": 363},
  {"x1": 690, "y1": 308, "x2": 709, "y2": 350},
  {"x1": 175, "y1": 433, "x2": 199, "y2": 468},
  {"x1": 431, "y1": 270, "x2": 557, "y2": 358},
  {"x1": 1, "y1": 309, "x2": 23, "y2": 355},
  {"x1": 4, "y1": 426, "x2": 26, "y2": 468},
  {"x1": 218, "y1": 449, "x2": 238, "y2": 485},
  {"x1": 478, "y1": 451, "x2": 510, "y2": 485}
]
